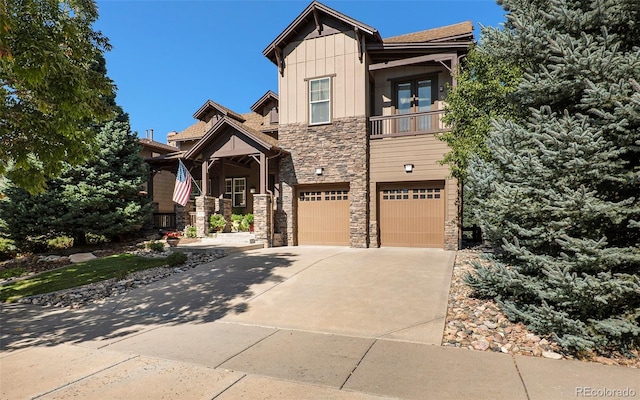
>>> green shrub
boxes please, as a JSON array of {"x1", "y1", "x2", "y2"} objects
[
  {"x1": 166, "y1": 251, "x2": 188, "y2": 266},
  {"x1": 209, "y1": 214, "x2": 227, "y2": 232},
  {"x1": 47, "y1": 236, "x2": 74, "y2": 250},
  {"x1": 0, "y1": 238, "x2": 17, "y2": 260},
  {"x1": 184, "y1": 225, "x2": 197, "y2": 238},
  {"x1": 239, "y1": 213, "x2": 254, "y2": 232},
  {"x1": 243, "y1": 213, "x2": 254, "y2": 225},
  {"x1": 146, "y1": 240, "x2": 165, "y2": 252},
  {"x1": 86, "y1": 233, "x2": 109, "y2": 244}
]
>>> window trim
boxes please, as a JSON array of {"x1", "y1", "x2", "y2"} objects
[
  {"x1": 224, "y1": 177, "x2": 246, "y2": 207},
  {"x1": 308, "y1": 76, "x2": 332, "y2": 126}
]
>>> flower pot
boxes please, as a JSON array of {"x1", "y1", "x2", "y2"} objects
[{"x1": 166, "y1": 237, "x2": 180, "y2": 247}]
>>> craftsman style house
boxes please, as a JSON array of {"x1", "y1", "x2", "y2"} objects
[{"x1": 142, "y1": 1, "x2": 472, "y2": 250}]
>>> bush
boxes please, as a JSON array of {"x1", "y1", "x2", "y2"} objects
[
  {"x1": 166, "y1": 251, "x2": 188, "y2": 267},
  {"x1": 0, "y1": 238, "x2": 17, "y2": 260},
  {"x1": 86, "y1": 233, "x2": 109, "y2": 245},
  {"x1": 184, "y1": 225, "x2": 197, "y2": 238},
  {"x1": 209, "y1": 214, "x2": 227, "y2": 232},
  {"x1": 47, "y1": 236, "x2": 74, "y2": 250},
  {"x1": 146, "y1": 240, "x2": 165, "y2": 252}
]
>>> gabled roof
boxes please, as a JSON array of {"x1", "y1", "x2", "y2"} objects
[
  {"x1": 250, "y1": 90, "x2": 279, "y2": 113},
  {"x1": 184, "y1": 116, "x2": 282, "y2": 160},
  {"x1": 263, "y1": 1, "x2": 382, "y2": 64},
  {"x1": 383, "y1": 21, "x2": 473, "y2": 44},
  {"x1": 193, "y1": 100, "x2": 246, "y2": 122}
]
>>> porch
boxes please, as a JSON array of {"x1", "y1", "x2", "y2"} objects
[{"x1": 147, "y1": 115, "x2": 285, "y2": 247}]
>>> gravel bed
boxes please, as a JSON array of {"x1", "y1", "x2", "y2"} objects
[
  {"x1": 443, "y1": 247, "x2": 639, "y2": 368},
  {"x1": 15, "y1": 250, "x2": 225, "y2": 309}
]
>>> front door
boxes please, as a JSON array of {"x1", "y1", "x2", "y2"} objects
[{"x1": 395, "y1": 77, "x2": 437, "y2": 133}]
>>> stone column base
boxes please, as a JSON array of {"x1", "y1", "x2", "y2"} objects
[{"x1": 253, "y1": 194, "x2": 272, "y2": 247}]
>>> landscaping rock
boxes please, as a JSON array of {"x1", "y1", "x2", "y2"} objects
[
  {"x1": 69, "y1": 253, "x2": 97, "y2": 263},
  {"x1": 442, "y1": 247, "x2": 640, "y2": 368},
  {"x1": 16, "y1": 251, "x2": 226, "y2": 309}
]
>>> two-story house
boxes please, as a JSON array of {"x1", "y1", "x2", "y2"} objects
[{"x1": 143, "y1": 1, "x2": 472, "y2": 250}]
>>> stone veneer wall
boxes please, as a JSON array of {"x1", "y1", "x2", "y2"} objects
[
  {"x1": 175, "y1": 200, "x2": 194, "y2": 231},
  {"x1": 195, "y1": 196, "x2": 231, "y2": 236},
  {"x1": 253, "y1": 194, "x2": 272, "y2": 246},
  {"x1": 277, "y1": 116, "x2": 369, "y2": 248}
]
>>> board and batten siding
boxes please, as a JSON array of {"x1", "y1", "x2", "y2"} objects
[
  {"x1": 154, "y1": 170, "x2": 176, "y2": 213},
  {"x1": 369, "y1": 135, "x2": 456, "y2": 223},
  {"x1": 280, "y1": 30, "x2": 367, "y2": 124}
]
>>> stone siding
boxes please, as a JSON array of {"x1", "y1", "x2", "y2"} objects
[
  {"x1": 175, "y1": 200, "x2": 194, "y2": 231},
  {"x1": 195, "y1": 196, "x2": 231, "y2": 236},
  {"x1": 253, "y1": 194, "x2": 272, "y2": 246},
  {"x1": 277, "y1": 116, "x2": 369, "y2": 248}
]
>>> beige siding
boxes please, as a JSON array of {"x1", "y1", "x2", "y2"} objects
[
  {"x1": 370, "y1": 135, "x2": 456, "y2": 224},
  {"x1": 154, "y1": 170, "x2": 175, "y2": 212},
  {"x1": 280, "y1": 31, "x2": 366, "y2": 124}
]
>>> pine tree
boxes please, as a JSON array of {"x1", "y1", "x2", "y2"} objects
[
  {"x1": 466, "y1": 0, "x2": 640, "y2": 354},
  {"x1": 1, "y1": 120, "x2": 151, "y2": 247}
]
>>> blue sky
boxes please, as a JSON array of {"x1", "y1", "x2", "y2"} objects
[{"x1": 94, "y1": 0, "x2": 507, "y2": 144}]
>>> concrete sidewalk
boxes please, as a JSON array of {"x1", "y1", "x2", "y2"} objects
[{"x1": 1, "y1": 247, "x2": 638, "y2": 399}]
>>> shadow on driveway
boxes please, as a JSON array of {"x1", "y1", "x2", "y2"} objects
[{"x1": 0, "y1": 251, "x2": 301, "y2": 352}]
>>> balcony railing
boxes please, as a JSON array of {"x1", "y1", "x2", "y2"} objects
[{"x1": 369, "y1": 109, "x2": 447, "y2": 139}]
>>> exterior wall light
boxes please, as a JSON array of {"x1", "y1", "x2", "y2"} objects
[
  {"x1": 315, "y1": 167, "x2": 324, "y2": 176},
  {"x1": 404, "y1": 164, "x2": 414, "y2": 173},
  {"x1": 249, "y1": 187, "x2": 256, "y2": 194}
]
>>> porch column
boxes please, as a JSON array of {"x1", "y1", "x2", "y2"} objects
[
  {"x1": 218, "y1": 158, "x2": 226, "y2": 195},
  {"x1": 253, "y1": 194, "x2": 272, "y2": 247},
  {"x1": 260, "y1": 152, "x2": 267, "y2": 194},
  {"x1": 201, "y1": 160, "x2": 209, "y2": 196},
  {"x1": 195, "y1": 196, "x2": 215, "y2": 237}
]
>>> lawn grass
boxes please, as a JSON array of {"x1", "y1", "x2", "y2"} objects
[{"x1": 0, "y1": 254, "x2": 169, "y2": 303}]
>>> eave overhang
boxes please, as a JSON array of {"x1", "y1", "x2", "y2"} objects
[
  {"x1": 193, "y1": 100, "x2": 246, "y2": 123},
  {"x1": 250, "y1": 90, "x2": 279, "y2": 113},
  {"x1": 184, "y1": 116, "x2": 285, "y2": 161},
  {"x1": 263, "y1": 1, "x2": 382, "y2": 65}
]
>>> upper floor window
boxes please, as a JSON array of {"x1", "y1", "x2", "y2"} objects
[{"x1": 309, "y1": 77, "x2": 331, "y2": 125}]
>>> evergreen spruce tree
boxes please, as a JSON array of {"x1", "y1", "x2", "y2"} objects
[
  {"x1": 466, "y1": 0, "x2": 640, "y2": 354},
  {"x1": 1, "y1": 120, "x2": 151, "y2": 247}
]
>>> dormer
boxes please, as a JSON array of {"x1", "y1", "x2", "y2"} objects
[
  {"x1": 250, "y1": 90, "x2": 279, "y2": 127},
  {"x1": 193, "y1": 100, "x2": 246, "y2": 131}
]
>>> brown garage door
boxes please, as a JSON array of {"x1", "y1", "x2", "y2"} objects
[
  {"x1": 297, "y1": 186, "x2": 350, "y2": 245},
  {"x1": 379, "y1": 183, "x2": 445, "y2": 248}
]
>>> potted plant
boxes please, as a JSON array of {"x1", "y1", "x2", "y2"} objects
[
  {"x1": 209, "y1": 214, "x2": 227, "y2": 233},
  {"x1": 165, "y1": 231, "x2": 181, "y2": 247},
  {"x1": 243, "y1": 213, "x2": 254, "y2": 232}
]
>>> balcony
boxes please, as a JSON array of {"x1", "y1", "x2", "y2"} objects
[{"x1": 369, "y1": 109, "x2": 447, "y2": 139}]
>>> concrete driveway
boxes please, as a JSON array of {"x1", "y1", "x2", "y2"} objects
[{"x1": 3, "y1": 247, "x2": 634, "y2": 399}]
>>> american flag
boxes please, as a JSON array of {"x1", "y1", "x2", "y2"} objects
[{"x1": 172, "y1": 160, "x2": 192, "y2": 206}]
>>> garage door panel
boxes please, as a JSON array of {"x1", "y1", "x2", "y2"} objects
[
  {"x1": 379, "y1": 185, "x2": 444, "y2": 248},
  {"x1": 298, "y1": 187, "x2": 350, "y2": 246}
]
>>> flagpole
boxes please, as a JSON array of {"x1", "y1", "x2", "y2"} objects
[{"x1": 179, "y1": 159, "x2": 202, "y2": 194}]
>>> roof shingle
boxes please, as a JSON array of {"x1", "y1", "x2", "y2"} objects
[{"x1": 383, "y1": 21, "x2": 473, "y2": 44}]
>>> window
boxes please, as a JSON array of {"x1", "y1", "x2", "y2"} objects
[
  {"x1": 224, "y1": 178, "x2": 246, "y2": 207},
  {"x1": 309, "y1": 77, "x2": 331, "y2": 125},
  {"x1": 394, "y1": 75, "x2": 438, "y2": 132}
]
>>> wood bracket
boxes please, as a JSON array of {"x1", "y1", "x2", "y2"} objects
[
  {"x1": 354, "y1": 27, "x2": 364, "y2": 63},
  {"x1": 275, "y1": 47, "x2": 284, "y2": 77},
  {"x1": 312, "y1": 8, "x2": 322, "y2": 34}
]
